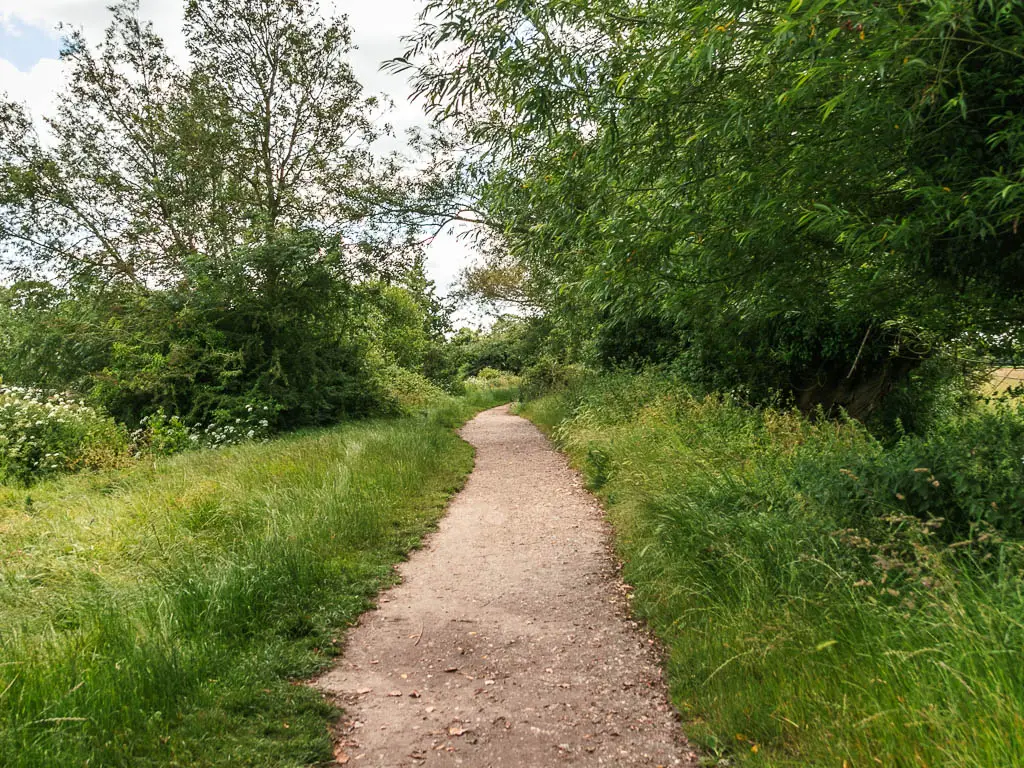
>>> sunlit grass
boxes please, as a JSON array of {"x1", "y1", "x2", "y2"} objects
[
  {"x1": 984, "y1": 367, "x2": 1024, "y2": 398},
  {"x1": 0, "y1": 402, "x2": 487, "y2": 767}
]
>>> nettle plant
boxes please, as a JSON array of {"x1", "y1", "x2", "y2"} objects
[{"x1": 0, "y1": 385, "x2": 129, "y2": 484}]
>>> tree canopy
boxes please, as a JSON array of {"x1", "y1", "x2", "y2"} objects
[
  {"x1": 0, "y1": 0, "x2": 445, "y2": 427},
  {"x1": 399, "y1": 0, "x2": 1024, "y2": 418}
]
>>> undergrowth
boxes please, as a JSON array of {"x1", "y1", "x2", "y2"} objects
[
  {"x1": 0, "y1": 398, "x2": 490, "y2": 767},
  {"x1": 521, "y1": 371, "x2": 1024, "y2": 768}
]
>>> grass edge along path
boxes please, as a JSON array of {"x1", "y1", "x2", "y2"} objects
[
  {"x1": 0, "y1": 396, "x2": 507, "y2": 767},
  {"x1": 519, "y1": 378, "x2": 1024, "y2": 768}
]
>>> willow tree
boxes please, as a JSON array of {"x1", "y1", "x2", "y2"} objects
[{"x1": 398, "y1": 0, "x2": 1024, "y2": 418}]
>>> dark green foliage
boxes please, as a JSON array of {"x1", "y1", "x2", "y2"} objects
[
  {"x1": 0, "y1": 233, "x2": 438, "y2": 429},
  {"x1": 446, "y1": 315, "x2": 556, "y2": 378},
  {"x1": 519, "y1": 358, "x2": 587, "y2": 401},
  {"x1": 404, "y1": 0, "x2": 1024, "y2": 418},
  {"x1": 800, "y1": 400, "x2": 1024, "y2": 539}
]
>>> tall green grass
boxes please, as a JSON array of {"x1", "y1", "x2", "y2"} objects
[
  {"x1": 463, "y1": 371, "x2": 521, "y2": 410},
  {"x1": 521, "y1": 372, "x2": 1024, "y2": 768},
  {"x1": 0, "y1": 401, "x2": 483, "y2": 767}
]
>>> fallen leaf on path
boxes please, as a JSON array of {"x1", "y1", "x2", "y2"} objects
[
  {"x1": 333, "y1": 745, "x2": 350, "y2": 764},
  {"x1": 356, "y1": 688, "x2": 371, "y2": 695},
  {"x1": 448, "y1": 726, "x2": 468, "y2": 736},
  {"x1": 388, "y1": 690, "x2": 402, "y2": 697}
]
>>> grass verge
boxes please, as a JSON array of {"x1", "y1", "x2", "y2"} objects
[
  {"x1": 0, "y1": 398, "x2": 491, "y2": 767},
  {"x1": 520, "y1": 373, "x2": 1024, "y2": 768}
]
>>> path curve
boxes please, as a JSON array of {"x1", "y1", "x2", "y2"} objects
[{"x1": 313, "y1": 406, "x2": 696, "y2": 767}]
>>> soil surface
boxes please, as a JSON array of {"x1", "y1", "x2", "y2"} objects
[{"x1": 312, "y1": 406, "x2": 697, "y2": 767}]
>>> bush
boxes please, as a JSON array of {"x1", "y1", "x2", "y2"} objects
[
  {"x1": 135, "y1": 403, "x2": 277, "y2": 457},
  {"x1": 137, "y1": 410, "x2": 193, "y2": 456},
  {"x1": 519, "y1": 358, "x2": 587, "y2": 400},
  {"x1": 807, "y1": 400, "x2": 1024, "y2": 540},
  {"x1": 0, "y1": 386, "x2": 129, "y2": 484},
  {"x1": 474, "y1": 367, "x2": 506, "y2": 381},
  {"x1": 374, "y1": 365, "x2": 453, "y2": 416}
]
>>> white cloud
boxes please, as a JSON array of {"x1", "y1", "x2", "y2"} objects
[
  {"x1": 0, "y1": 56, "x2": 65, "y2": 120},
  {"x1": 0, "y1": 0, "x2": 477, "y2": 301},
  {"x1": 0, "y1": 1, "x2": 184, "y2": 50}
]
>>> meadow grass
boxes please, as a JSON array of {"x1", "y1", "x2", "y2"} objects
[
  {"x1": 462, "y1": 374, "x2": 521, "y2": 410},
  {"x1": 0, "y1": 398, "x2": 493, "y2": 767},
  {"x1": 521, "y1": 373, "x2": 1024, "y2": 768}
]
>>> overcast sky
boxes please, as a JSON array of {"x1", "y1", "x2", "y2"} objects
[{"x1": 0, "y1": 0, "x2": 480, "y2": 318}]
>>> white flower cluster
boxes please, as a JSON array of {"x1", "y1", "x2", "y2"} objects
[
  {"x1": 197, "y1": 406, "x2": 273, "y2": 448},
  {"x1": 136, "y1": 403, "x2": 275, "y2": 455},
  {"x1": 0, "y1": 386, "x2": 119, "y2": 482}
]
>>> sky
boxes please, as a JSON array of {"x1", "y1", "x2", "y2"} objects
[{"x1": 0, "y1": 0, "x2": 480, "y2": 319}]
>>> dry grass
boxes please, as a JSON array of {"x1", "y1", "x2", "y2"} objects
[{"x1": 985, "y1": 367, "x2": 1024, "y2": 395}]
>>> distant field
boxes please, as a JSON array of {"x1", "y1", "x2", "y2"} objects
[{"x1": 986, "y1": 367, "x2": 1024, "y2": 394}]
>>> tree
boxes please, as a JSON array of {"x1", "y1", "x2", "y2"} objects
[
  {"x1": 0, "y1": 0, "x2": 437, "y2": 426},
  {"x1": 399, "y1": 0, "x2": 1024, "y2": 418},
  {"x1": 0, "y1": 0, "x2": 418, "y2": 283}
]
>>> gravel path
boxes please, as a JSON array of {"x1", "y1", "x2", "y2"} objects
[{"x1": 312, "y1": 405, "x2": 697, "y2": 767}]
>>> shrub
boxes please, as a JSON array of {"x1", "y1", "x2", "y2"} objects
[
  {"x1": 474, "y1": 367, "x2": 506, "y2": 381},
  {"x1": 374, "y1": 365, "x2": 453, "y2": 415},
  {"x1": 197, "y1": 402, "x2": 276, "y2": 449},
  {"x1": 0, "y1": 386, "x2": 129, "y2": 484},
  {"x1": 519, "y1": 358, "x2": 587, "y2": 400},
  {"x1": 806, "y1": 399, "x2": 1024, "y2": 540},
  {"x1": 137, "y1": 410, "x2": 193, "y2": 456},
  {"x1": 134, "y1": 402, "x2": 276, "y2": 457}
]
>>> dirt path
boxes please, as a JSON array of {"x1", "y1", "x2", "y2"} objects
[{"x1": 313, "y1": 406, "x2": 697, "y2": 767}]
